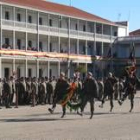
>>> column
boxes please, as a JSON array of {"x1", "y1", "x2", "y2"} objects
[
  {"x1": 47, "y1": 36, "x2": 50, "y2": 52},
  {"x1": 36, "y1": 59, "x2": 39, "y2": 78},
  {"x1": 77, "y1": 39, "x2": 79, "y2": 55},
  {"x1": 37, "y1": 12, "x2": 39, "y2": 52},
  {"x1": 13, "y1": 31, "x2": 15, "y2": 50},
  {"x1": 25, "y1": 32, "x2": 28, "y2": 51},
  {"x1": 13, "y1": 7, "x2": 15, "y2": 27},
  {"x1": 25, "y1": 9, "x2": 27, "y2": 28},
  {"x1": 25, "y1": 59, "x2": 28, "y2": 77},
  {"x1": 58, "y1": 36, "x2": 60, "y2": 53},
  {"x1": 58, "y1": 61, "x2": 60, "y2": 78},
  {"x1": 47, "y1": 61, "x2": 50, "y2": 78}
]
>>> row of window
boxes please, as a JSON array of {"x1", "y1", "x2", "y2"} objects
[
  {"x1": 4, "y1": 67, "x2": 53, "y2": 79},
  {"x1": 4, "y1": 11, "x2": 118, "y2": 34}
]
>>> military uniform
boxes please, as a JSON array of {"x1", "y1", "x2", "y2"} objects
[
  {"x1": 48, "y1": 72, "x2": 70, "y2": 118},
  {"x1": 100, "y1": 73, "x2": 117, "y2": 112},
  {"x1": 118, "y1": 73, "x2": 137, "y2": 112},
  {"x1": 79, "y1": 72, "x2": 99, "y2": 119}
]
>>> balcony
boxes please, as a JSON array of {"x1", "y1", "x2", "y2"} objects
[{"x1": 1, "y1": 19, "x2": 113, "y2": 41}]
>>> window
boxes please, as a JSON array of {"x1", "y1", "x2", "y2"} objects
[
  {"x1": 5, "y1": 11, "x2": 9, "y2": 20},
  {"x1": 114, "y1": 31, "x2": 117, "y2": 36},
  {"x1": 83, "y1": 25, "x2": 86, "y2": 32},
  {"x1": 39, "y1": 41, "x2": 43, "y2": 51},
  {"x1": 17, "y1": 13, "x2": 21, "y2": 21},
  {"x1": 39, "y1": 69, "x2": 43, "y2": 78},
  {"x1": 4, "y1": 68, "x2": 9, "y2": 79},
  {"x1": 39, "y1": 17, "x2": 42, "y2": 25},
  {"x1": 49, "y1": 69, "x2": 52, "y2": 78},
  {"x1": 5, "y1": 38, "x2": 10, "y2": 45},
  {"x1": 17, "y1": 39, "x2": 21, "y2": 49},
  {"x1": 28, "y1": 15, "x2": 32, "y2": 23},
  {"x1": 28, "y1": 68, "x2": 32, "y2": 77},
  {"x1": 28, "y1": 40, "x2": 32, "y2": 47},
  {"x1": 75, "y1": 23, "x2": 78, "y2": 30},
  {"x1": 17, "y1": 68, "x2": 21, "y2": 78},
  {"x1": 49, "y1": 19, "x2": 52, "y2": 26},
  {"x1": 50, "y1": 43, "x2": 52, "y2": 52}
]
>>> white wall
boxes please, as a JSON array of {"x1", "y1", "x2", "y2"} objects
[
  {"x1": 2, "y1": 6, "x2": 13, "y2": 20},
  {"x1": 118, "y1": 27, "x2": 127, "y2": 37}
]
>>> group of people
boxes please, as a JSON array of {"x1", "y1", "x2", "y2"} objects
[{"x1": 0, "y1": 67, "x2": 139, "y2": 119}]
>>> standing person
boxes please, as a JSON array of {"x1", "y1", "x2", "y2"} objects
[
  {"x1": 47, "y1": 78, "x2": 53, "y2": 104},
  {"x1": 40, "y1": 77, "x2": 46, "y2": 105},
  {"x1": 48, "y1": 72, "x2": 70, "y2": 118},
  {"x1": 8, "y1": 76, "x2": 14, "y2": 106},
  {"x1": 78, "y1": 72, "x2": 99, "y2": 119},
  {"x1": 99, "y1": 72, "x2": 117, "y2": 112},
  {"x1": 3, "y1": 78, "x2": 12, "y2": 108}
]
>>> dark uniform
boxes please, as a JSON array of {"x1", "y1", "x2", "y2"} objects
[
  {"x1": 118, "y1": 73, "x2": 137, "y2": 112},
  {"x1": 99, "y1": 73, "x2": 117, "y2": 112},
  {"x1": 3, "y1": 79, "x2": 12, "y2": 108},
  {"x1": 79, "y1": 72, "x2": 98, "y2": 119},
  {"x1": 48, "y1": 72, "x2": 70, "y2": 118}
]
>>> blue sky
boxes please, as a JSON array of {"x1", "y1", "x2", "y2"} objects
[{"x1": 48, "y1": 0, "x2": 139, "y2": 32}]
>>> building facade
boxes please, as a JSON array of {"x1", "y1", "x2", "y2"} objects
[{"x1": 0, "y1": 0, "x2": 128, "y2": 79}]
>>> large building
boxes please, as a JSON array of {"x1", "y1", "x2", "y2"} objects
[{"x1": 0, "y1": 0, "x2": 128, "y2": 79}]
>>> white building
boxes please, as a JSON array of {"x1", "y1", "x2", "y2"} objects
[{"x1": 0, "y1": 0, "x2": 128, "y2": 79}]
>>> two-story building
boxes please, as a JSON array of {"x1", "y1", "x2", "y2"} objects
[{"x1": 0, "y1": 0, "x2": 128, "y2": 79}]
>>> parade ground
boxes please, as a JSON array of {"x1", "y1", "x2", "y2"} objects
[{"x1": 0, "y1": 93, "x2": 140, "y2": 140}]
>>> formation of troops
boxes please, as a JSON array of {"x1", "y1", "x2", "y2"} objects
[{"x1": 0, "y1": 65, "x2": 139, "y2": 119}]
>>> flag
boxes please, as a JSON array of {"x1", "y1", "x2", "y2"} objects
[{"x1": 129, "y1": 42, "x2": 135, "y2": 62}]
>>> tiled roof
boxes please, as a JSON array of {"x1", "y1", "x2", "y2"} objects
[
  {"x1": 1, "y1": 0, "x2": 115, "y2": 25},
  {"x1": 129, "y1": 29, "x2": 140, "y2": 36}
]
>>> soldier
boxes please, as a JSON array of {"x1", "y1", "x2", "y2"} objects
[
  {"x1": 31, "y1": 77, "x2": 38, "y2": 106},
  {"x1": 48, "y1": 72, "x2": 70, "y2": 118},
  {"x1": 118, "y1": 72, "x2": 137, "y2": 112},
  {"x1": 97, "y1": 79, "x2": 104, "y2": 101},
  {"x1": 99, "y1": 72, "x2": 117, "y2": 112},
  {"x1": 47, "y1": 78, "x2": 53, "y2": 104},
  {"x1": 26, "y1": 77, "x2": 32, "y2": 104},
  {"x1": 39, "y1": 77, "x2": 46, "y2": 104},
  {"x1": 18, "y1": 77, "x2": 26, "y2": 105},
  {"x1": 8, "y1": 76, "x2": 14, "y2": 105},
  {"x1": 3, "y1": 78, "x2": 12, "y2": 108},
  {"x1": 78, "y1": 72, "x2": 99, "y2": 119}
]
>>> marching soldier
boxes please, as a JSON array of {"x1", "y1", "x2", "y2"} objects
[
  {"x1": 47, "y1": 78, "x2": 53, "y2": 104},
  {"x1": 48, "y1": 72, "x2": 70, "y2": 118},
  {"x1": 118, "y1": 72, "x2": 137, "y2": 112},
  {"x1": 99, "y1": 72, "x2": 117, "y2": 112},
  {"x1": 78, "y1": 72, "x2": 99, "y2": 119}
]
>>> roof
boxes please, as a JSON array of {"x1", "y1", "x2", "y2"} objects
[
  {"x1": 129, "y1": 29, "x2": 140, "y2": 36},
  {"x1": 1, "y1": 0, "x2": 115, "y2": 25}
]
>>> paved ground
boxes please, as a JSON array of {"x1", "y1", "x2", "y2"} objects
[{"x1": 0, "y1": 93, "x2": 140, "y2": 140}]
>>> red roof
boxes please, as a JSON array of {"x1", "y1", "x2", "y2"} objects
[
  {"x1": 1, "y1": 0, "x2": 114, "y2": 25},
  {"x1": 129, "y1": 29, "x2": 140, "y2": 36}
]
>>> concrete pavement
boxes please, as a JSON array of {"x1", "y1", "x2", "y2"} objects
[{"x1": 0, "y1": 93, "x2": 140, "y2": 140}]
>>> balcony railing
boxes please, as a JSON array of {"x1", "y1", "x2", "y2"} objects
[{"x1": 1, "y1": 19, "x2": 115, "y2": 41}]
